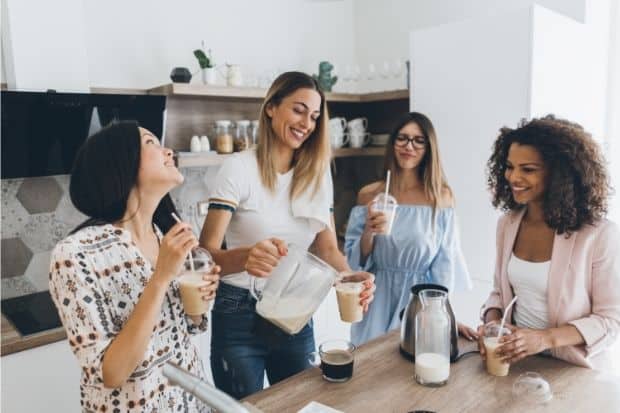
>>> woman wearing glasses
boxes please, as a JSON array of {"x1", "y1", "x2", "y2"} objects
[{"x1": 344, "y1": 112, "x2": 474, "y2": 345}]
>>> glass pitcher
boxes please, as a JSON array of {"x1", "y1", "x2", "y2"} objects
[
  {"x1": 250, "y1": 244, "x2": 339, "y2": 335},
  {"x1": 414, "y1": 289, "x2": 451, "y2": 387}
]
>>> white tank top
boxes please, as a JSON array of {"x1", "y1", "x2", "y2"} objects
[{"x1": 507, "y1": 254, "x2": 551, "y2": 330}]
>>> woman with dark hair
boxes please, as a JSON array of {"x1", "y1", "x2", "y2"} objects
[
  {"x1": 199, "y1": 71, "x2": 374, "y2": 398},
  {"x1": 344, "y1": 112, "x2": 473, "y2": 346},
  {"x1": 479, "y1": 115, "x2": 620, "y2": 370},
  {"x1": 49, "y1": 121, "x2": 220, "y2": 411}
]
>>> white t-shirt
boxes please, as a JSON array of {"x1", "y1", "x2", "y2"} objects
[
  {"x1": 507, "y1": 254, "x2": 551, "y2": 330},
  {"x1": 208, "y1": 149, "x2": 333, "y2": 290}
]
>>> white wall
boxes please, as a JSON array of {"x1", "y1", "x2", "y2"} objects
[
  {"x1": 530, "y1": 1, "x2": 611, "y2": 139},
  {"x1": 82, "y1": 0, "x2": 356, "y2": 89},
  {"x1": 1, "y1": 341, "x2": 81, "y2": 413},
  {"x1": 410, "y1": 6, "x2": 534, "y2": 284},
  {"x1": 353, "y1": 0, "x2": 586, "y2": 72},
  {"x1": 2, "y1": 0, "x2": 90, "y2": 91},
  {"x1": 606, "y1": 0, "x2": 620, "y2": 223}
]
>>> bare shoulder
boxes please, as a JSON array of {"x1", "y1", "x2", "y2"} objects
[
  {"x1": 357, "y1": 181, "x2": 384, "y2": 205},
  {"x1": 437, "y1": 186, "x2": 455, "y2": 208}
]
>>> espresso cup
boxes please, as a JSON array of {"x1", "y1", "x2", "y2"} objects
[
  {"x1": 309, "y1": 340, "x2": 356, "y2": 382},
  {"x1": 349, "y1": 132, "x2": 370, "y2": 148}
]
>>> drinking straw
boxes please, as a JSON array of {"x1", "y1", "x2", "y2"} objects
[
  {"x1": 171, "y1": 213, "x2": 195, "y2": 272},
  {"x1": 497, "y1": 296, "x2": 518, "y2": 339},
  {"x1": 384, "y1": 170, "x2": 391, "y2": 211}
]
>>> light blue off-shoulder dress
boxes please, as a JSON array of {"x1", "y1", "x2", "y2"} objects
[{"x1": 344, "y1": 205, "x2": 472, "y2": 346}]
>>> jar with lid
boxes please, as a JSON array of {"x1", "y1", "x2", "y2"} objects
[
  {"x1": 250, "y1": 120, "x2": 260, "y2": 147},
  {"x1": 234, "y1": 120, "x2": 250, "y2": 152},
  {"x1": 215, "y1": 120, "x2": 233, "y2": 154}
]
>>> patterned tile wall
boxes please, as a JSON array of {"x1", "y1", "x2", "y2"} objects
[
  {"x1": 0, "y1": 169, "x2": 217, "y2": 300},
  {"x1": 1, "y1": 175, "x2": 87, "y2": 299},
  {"x1": 0, "y1": 159, "x2": 380, "y2": 299}
]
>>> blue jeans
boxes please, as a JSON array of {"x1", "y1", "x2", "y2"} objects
[{"x1": 210, "y1": 283, "x2": 316, "y2": 399}]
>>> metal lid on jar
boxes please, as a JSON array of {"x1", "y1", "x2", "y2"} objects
[
  {"x1": 215, "y1": 120, "x2": 232, "y2": 127},
  {"x1": 235, "y1": 120, "x2": 250, "y2": 127}
]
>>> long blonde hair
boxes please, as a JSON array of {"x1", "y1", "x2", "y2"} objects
[
  {"x1": 256, "y1": 71, "x2": 331, "y2": 200},
  {"x1": 383, "y1": 112, "x2": 452, "y2": 212}
]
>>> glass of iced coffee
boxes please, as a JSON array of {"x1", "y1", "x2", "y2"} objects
[
  {"x1": 370, "y1": 193, "x2": 397, "y2": 235},
  {"x1": 178, "y1": 247, "x2": 216, "y2": 316},
  {"x1": 335, "y1": 271, "x2": 374, "y2": 323},
  {"x1": 483, "y1": 322, "x2": 512, "y2": 376}
]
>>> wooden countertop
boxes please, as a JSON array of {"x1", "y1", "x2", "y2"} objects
[
  {"x1": 243, "y1": 330, "x2": 620, "y2": 413},
  {"x1": 1, "y1": 314, "x2": 66, "y2": 356}
]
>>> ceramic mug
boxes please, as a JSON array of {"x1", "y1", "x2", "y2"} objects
[
  {"x1": 349, "y1": 132, "x2": 370, "y2": 148},
  {"x1": 329, "y1": 117, "x2": 347, "y2": 135},
  {"x1": 331, "y1": 131, "x2": 349, "y2": 148},
  {"x1": 347, "y1": 117, "x2": 368, "y2": 133}
]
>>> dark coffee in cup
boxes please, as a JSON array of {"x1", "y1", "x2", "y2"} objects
[{"x1": 320, "y1": 349, "x2": 354, "y2": 382}]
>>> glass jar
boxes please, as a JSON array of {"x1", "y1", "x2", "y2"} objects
[
  {"x1": 233, "y1": 120, "x2": 250, "y2": 152},
  {"x1": 215, "y1": 120, "x2": 233, "y2": 154},
  {"x1": 250, "y1": 120, "x2": 259, "y2": 147},
  {"x1": 414, "y1": 289, "x2": 450, "y2": 387}
]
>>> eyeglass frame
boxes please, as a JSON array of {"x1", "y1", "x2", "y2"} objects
[{"x1": 394, "y1": 133, "x2": 427, "y2": 149}]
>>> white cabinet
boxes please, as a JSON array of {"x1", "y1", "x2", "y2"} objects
[{"x1": 1, "y1": 341, "x2": 80, "y2": 413}]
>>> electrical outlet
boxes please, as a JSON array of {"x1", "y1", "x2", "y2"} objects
[{"x1": 197, "y1": 201, "x2": 209, "y2": 216}]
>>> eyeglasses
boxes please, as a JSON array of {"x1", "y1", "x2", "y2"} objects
[{"x1": 394, "y1": 134, "x2": 427, "y2": 149}]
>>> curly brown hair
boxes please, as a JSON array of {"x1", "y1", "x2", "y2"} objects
[{"x1": 487, "y1": 115, "x2": 611, "y2": 235}]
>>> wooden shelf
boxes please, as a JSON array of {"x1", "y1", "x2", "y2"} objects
[
  {"x1": 89, "y1": 86, "x2": 147, "y2": 95},
  {"x1": 4, "y1": 84, "x2": 410, "y2": 103},
  {"x1": 333, "y1": 146, "x2": 385, "y2": 157},
  {"x1": 149, "y1": 83, "x2": 266, "y2": 100},
  {"x1": 148, "y1": 83, "x2": 409, "y2": 103},
  {"x1": 177, "y1": 146, "x2": 385, "y2": 168}
]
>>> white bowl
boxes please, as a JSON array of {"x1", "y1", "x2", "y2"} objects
[{"x1": 370, "y1": 134, "x2": 390, "y2": 146}]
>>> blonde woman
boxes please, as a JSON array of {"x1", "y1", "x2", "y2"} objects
[
  {"x1": 200, "y1": 72, "x2": 374, "y2": 399},
  {"x1": 345, "y1": 112, "x2": 473, "y2": 345}
]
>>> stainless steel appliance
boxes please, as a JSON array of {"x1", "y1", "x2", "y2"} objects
[{"x1": 399, "y1": 284, "x2": 459, "y2": 362}]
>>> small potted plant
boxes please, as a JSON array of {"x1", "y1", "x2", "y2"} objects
[{"x1": 194, "y1": 41, "x2": 216, "y2": 85}]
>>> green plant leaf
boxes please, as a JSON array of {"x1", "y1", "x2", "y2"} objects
[{"x1": 193, "y1": 49, "x2": 211, "y2": 69}]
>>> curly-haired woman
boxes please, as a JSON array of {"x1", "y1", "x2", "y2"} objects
[{"x1": 478, "y1": 115, "x2": 620, "y2": 370}]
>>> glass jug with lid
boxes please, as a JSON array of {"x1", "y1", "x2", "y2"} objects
[
  {"x1": 250, "y1": 243, "x2": 339, "y2": 335},
  {"x1": 414, "y1": 289, "x2": 451, "y2": 387}
]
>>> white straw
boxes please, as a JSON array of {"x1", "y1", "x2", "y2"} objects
[
  {"x1": 383, "y1": 170, "x2": 391, "y2": 211},
  {"x1": 497, "y1": 295, "x2": 518, "y2": 339},
  {"x1": 171, "y1": 213, "x2": 195, "y2": 272}
]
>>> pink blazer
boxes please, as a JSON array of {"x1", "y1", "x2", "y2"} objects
[{"x1": 482, "y1": 209, "x2": 620, "y2": 370}]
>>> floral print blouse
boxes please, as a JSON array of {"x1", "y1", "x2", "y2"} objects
[{"x1": 49, "y1": 224, "x2": 210, "y2": 413}]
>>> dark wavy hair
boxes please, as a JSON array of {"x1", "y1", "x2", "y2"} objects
[
  {"x1": 487, "y1": 115, "x2": 611, "y2": 235},
  {"x1": 70, "y1": 120, "x2": 179, "y2": 234}
]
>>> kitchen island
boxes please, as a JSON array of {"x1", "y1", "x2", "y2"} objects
[{"x1": 243, "y1": 330, "x2": 620, "y2": 413}]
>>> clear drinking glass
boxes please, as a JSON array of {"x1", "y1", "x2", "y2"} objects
[
  {"x1": 178, "y1": 247, "x2": 215, "y2": 316},
  {"x1": 414, "y1": 289, "x2": 451, "y2": 386}
]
